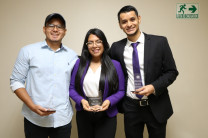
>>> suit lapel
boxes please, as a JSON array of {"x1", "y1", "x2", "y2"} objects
[
  {"x1": 118, "y1": 39, "x2": 128, "y2": 77},
  {"x1": 144, "y1": 33, "x2": 151, "y2": 82}
]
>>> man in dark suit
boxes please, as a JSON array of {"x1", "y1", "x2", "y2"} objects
[{"x1": 109, "y1": 5, "x2": 179, "y2": 138}]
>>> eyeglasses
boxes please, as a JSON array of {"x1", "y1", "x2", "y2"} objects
[
  {"x1": 46, "y1": 24, "x2": 65, "y2": 31},
  {"x1": 86, "y1": 40, "x2": 103, "y2": 47}
]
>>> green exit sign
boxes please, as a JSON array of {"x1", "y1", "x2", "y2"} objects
[{"x1": 176, "y1": 3, "x2": 199, "y2": 19}]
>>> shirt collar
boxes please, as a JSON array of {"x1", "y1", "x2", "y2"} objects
[
  {"x1": 126, "y1": 31, "x2": 145, "y2": 47},
  {"x1": 41, "y1": 40, "x2": 67, "y2": 51}
]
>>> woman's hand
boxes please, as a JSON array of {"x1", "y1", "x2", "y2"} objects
[
  {"x1": 81, "y1": 99, "x2": 93, "y2": 111},
  {"x1": 99, "y1": 100, "x2": 110, "y2": 111},
  {"x1": 91, "y1": 105, "x2": 102, "y2": 112}
]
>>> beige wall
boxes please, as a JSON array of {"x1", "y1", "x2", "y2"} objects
[{"x1": 1, "y1": 0, "x2": 208, "y2": 137}]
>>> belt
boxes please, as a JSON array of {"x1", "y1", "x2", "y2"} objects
[{"x1": 126, "y1": 96, "x2": 149, "y2": 106}]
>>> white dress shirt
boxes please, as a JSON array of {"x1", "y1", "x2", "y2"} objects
[{"x1": 124, "y1": 32, "x2": 147, "y2": 100}]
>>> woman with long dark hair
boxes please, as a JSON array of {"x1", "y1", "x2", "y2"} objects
[{"x1": 69, "y1": 28, "x2": 125, "y2": 138}]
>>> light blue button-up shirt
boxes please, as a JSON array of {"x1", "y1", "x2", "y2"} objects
[{"x1": 10, "y1": 41, "x2": 78, "y2": 128}]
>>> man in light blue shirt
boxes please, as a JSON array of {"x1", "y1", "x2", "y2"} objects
[{"x1": 10, "y1": 13, "x2": 78, "y2": 138}]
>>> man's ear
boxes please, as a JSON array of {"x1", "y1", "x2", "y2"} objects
[
  {"x1": 119, "y1": 22, "x2": 122, "y2": 29},
  {"x1": 64, "y1": 29, "x2": 67, "y2": 34},
  {"x1": 138, "y1": 16, "x2": 141, "y2": 24},
  {"x1": 43, "y1": 26, "x2": 46, "y2": 34}
]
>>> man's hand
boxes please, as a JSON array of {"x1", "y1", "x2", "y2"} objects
[
  {"x1": 31, "y1": 105, "x2": 55, "y2": 116},
  {"x1": 133, "y1": 84, "x2": 155, "y2": 97},
  {"x1": 14, "y1": 88, "x2": 55, "y2": 116}
]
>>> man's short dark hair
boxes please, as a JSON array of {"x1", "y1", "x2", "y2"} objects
[
  {"x1": 117, "y1": 5, "x2": 139, "y2": 22},
  {"x1": 44, "y1": 13, "x2": 66, "y2": 28}
]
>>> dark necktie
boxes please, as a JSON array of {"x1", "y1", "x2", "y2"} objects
[{"x1": 132, "y1": 42, "x2": 143, "y2": 99}]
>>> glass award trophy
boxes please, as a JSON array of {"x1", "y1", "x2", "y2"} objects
[
  {"x1": 88, "y1": 90, "x2": 103, "y2": 106},
  {"x1": 45, "y1": 96, "x2": 56, "y2": 112}
]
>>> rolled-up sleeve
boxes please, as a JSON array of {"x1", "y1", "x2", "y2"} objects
[{"x1": 10, "y1": 47, "x2": 29, "y2": 92}]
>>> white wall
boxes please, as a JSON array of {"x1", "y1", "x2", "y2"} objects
[{"x1": 1, "y1": 0, "x2": 208, "y2": 137}]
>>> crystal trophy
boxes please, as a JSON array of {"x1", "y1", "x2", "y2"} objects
[
  {"x1": 46, "y1": 96, "x2": 56, "y2": 112},
  {"x1": 88, "y1": 90, "x2": 103, "y2": 106}
]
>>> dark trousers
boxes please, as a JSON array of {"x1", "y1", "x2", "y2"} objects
[
  {"x1": 123, "y1": 97, "x2": 167, "y2": 138},
  {"x1": 24, "y1": 118, "x2": 71, "y2": 138},
  {"x1": 76, "y1": 110, "x2": 116, "y2": 138}
]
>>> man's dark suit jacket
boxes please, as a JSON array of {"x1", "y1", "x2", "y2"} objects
[{"x1": 109, "y1": 33, "x2": 179, "y2": 123}]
